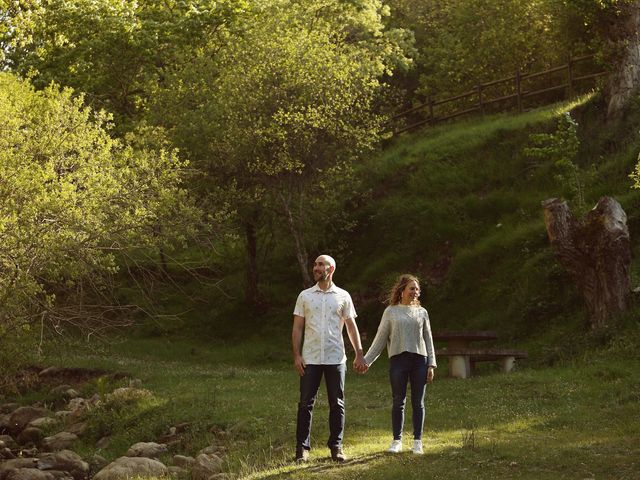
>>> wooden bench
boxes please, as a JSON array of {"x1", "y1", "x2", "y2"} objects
[{"x1": 436, "y1": 348, "x2": 528, "y2": 379}]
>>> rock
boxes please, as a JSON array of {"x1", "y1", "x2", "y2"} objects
[
  {"x1": 190, "y1": 454, "x2": 223, "y2": 480},
  {"x1": 0, "y1": 435, "x2": 18, "y2": 449},
  {"x1": 38, "y1": 367, "x2": 61, "y2": 377},
  {"x1": 18, "y1": 448, "x2": 38, "y2": 458},
  {"x1": 8, "y1": 408, "x2": 50, "y2": 435},
  {"x1": 171, "y1": 456, "x2": 194, "y2": 468},
  {"x1": 53, "y1": 412, "x2": 71, "y2": 421},
  {"x1": 0, "y1": 458, "x2": 40, "y2": 472},
  {"x1": 89, "y1": 455, "x2": 108, "y2": 473},
  {"x1": 0, "y1": 405, "x2": 19, "y2": 415},
  {"x1": 125, "y1": 442, "x2": 167, "y2": 459},
  {"x1": 49, "y1": 386, "x2": 73, "y2": 397},
  {"x1": 3, "y1": 469, "x2": 72, "y2": 480},
  {"x1": 16, "y1": 428, "x2": 44, "y2": 447},
  {"x1": 65, "y1": 400, "x2": 86, "y2": 414},
  {"x1": 93, "y1": 457, "x2": 168, "y2": 480},
  {"x1": 64, "y1": 423, "x2": 87, "y2": 437},
  {"x1": 38, "y1": 450, "x2": 89, "y2": 480},
  {"x1": 27, "y1": 418, "x2": 58, "y2": 430},
  {"x1": 0, "y1": 415, "x2": 12, "y2": 434},
  {"x1": 167, "y1": 467, "x2": 186, "y2": 477},
  {"x1": 41, "y1": 433, "x2": 77, "y2": 452},
  {"x1": 95, "y1": 437, "x2": 111, "y2": 450}
]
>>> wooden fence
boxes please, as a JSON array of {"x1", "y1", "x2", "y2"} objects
[{"x1": 389, "y1": 54, "x2": 607, "y2": 135}]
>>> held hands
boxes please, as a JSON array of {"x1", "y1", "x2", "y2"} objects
[{"x1": 353, "y1": 354, "x2": 369, "y2": 374}]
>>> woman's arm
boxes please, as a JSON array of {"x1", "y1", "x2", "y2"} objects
[{"x1": 363, "y1": 308, "x2": 392, "y2": 367}]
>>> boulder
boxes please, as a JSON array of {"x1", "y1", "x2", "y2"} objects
[
  {"x1": 41, "y1": 433, "x2": 77, "y2": 452},
  {"x1": 0, "y1": 415, "x2": 12, "y2": 434},
  {"x1": 64, "y1": 423, "x2": 87, "y2": 437},
  {"x1": 0, "y1": 405, "x2": 19, "y2": 415},
  {"x1": 167, "y1": 467, "x2": 186, "y2": 477},
  {"x1": 89, "y1": 455, "x2": 108, "y2": 473},
  {"x1": 8, "y1": 408, "x2": 50, "y2": 435},
  {"x1": 0, "y1": 459, "x2": 40, "y2": 473},
  {"x1": 95, "y1": 437, "x2": 110, "y2": 450},
  {"x1": 125, "y1": 442, "x2": 167, "y2": 459},
  {"x1": 65, "y1": 400, "x2": 86, "y2": 414},
  {"x1": 16, "y1": 428, "x2": 44, "y2": 447},
  {"x1": 0, "y1": 435, "x2": 18, "y2": 449},
  {"x1": 171, "y1": 456, "x2": 195, "y2": 468},
  {"x1": 93, "y1": 457, "x2": 167, "y2": 480},
  {"x1": 27, "y1": 418, "x2": 57, "y2": 430},
  {"x1": 3, "y1": 469, "x2": 71, "y2": 480},
  {"x1": 190, "y1": 454, "x2": 223, "y2": 480},
  {"x1": 38, "y1": 450, "x2": 89, "y2": 480}
]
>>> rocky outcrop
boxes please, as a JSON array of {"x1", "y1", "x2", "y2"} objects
[{"x1": 93, "y1": 457, "x2": 168, "y2": 480}]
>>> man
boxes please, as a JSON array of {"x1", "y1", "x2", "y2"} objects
[{"x1": 292, "y1": 254, "x2": 366, "y2": 463}]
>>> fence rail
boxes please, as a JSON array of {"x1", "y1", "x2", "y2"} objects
[{"x1": 389, "y1": 54, "x2": 607, "y2": 135}]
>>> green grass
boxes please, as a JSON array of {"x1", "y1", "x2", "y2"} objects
[{"x1": 31, "y1": 326, "x2": 640, "y2": 480}]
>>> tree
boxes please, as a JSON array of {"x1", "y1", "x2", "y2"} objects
[
  {"x1": 0, "y1": 0, "x2": 247, "y2": 132},
  {"x1": 150, "y1": 0, "x2": 411, "y2": 294},
  {"x1": 0, "y1": 73, "x2": 197, "y2": 371}
]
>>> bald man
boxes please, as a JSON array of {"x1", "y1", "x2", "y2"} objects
[{"x1": 292, "y1": 254, "x2": 366, "y2": 463}]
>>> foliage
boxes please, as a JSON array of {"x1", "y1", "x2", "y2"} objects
[
  {"x1": 0, "y1": 73, "x2": 198, "y2": 352},
  {"x1": 150, "y1": 0, "x2": 412, "y2": 287},
  {"x1": 0, "y1": 0, "x2": 248, "y2": 132},
  {"x1": 523, "y1": 112, "x2": 594, "y2": 214}
]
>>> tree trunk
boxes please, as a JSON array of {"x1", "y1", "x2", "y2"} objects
[
  {"x1": 606, "y1": 1, "x2": 640, "y2": 119},
  {"x1": 279, "y1": 193, "x2": 312, "y2": 288},
  {"x1": 244, "y1": 220, "x2": 263, "y2": 308},
  {"x1": 542, "y1": 196, "x2": 631, "y2": 329}
]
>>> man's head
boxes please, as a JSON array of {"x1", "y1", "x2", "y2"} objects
[{"x1": 313, "y1": 255, "x2": 336, "y2": 283}]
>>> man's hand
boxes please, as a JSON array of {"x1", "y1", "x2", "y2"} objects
[
  {"x1": 353, "y1": 354, "x2": 368, "y2": 373},
  {"x1": 294, "y1": 354, "x2": 306, "y2": 376},
  {"x1": 427, "y1": 366, "x2": 435, "y2": 383}
]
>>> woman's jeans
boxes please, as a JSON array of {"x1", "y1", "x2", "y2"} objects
[
  {"x1": 296, "y1": 363, "x2": 346, "y2": 451},
  {"x1": 389, "y1": 352, "x2": 428, "y2": 440}
]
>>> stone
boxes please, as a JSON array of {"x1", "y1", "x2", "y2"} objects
[
  {"x1": 0, "y1": 447, "x2": 16, "y2": 460},
  {"x1": 64, "y1": 423, "x2": 87, "y2": 437},
  {"x1": 0, "y1": 435, "x2": 17, "y2": 449},
  {"x1": 8, "y1": 408, "x2": 50, "y2": 436},
  {"x1": 27, "y1": 418, "x2": 58, "y2": 430},
  {"x1": 89, "y1": 455, "x2": 108, "y2": 473},
  {"x1": 95, "y1": 437, "x2": 111, "y2": 450},
  {"x1": 93, "y1": 457, "x2": 168, "y2": 480},
  {"x1": 0, "y1": 405, "x2": 19, "y2": 415},
  {"x1": 65, "y1": 400, "x2": 86, "y2": 414},
  {"x1": 190, "y1": 454, "x2": 223, "y2": 480},
  {"x1": 167, "y1": 467, "x2": 186, "y2": 477},
  {"x1": 0, "y1": 415, "x2": 12, "y2": 434},
  {"x1": 38, "y1": 450, "x2": 89, "y2": 480},
  {"x1": 3, "y1": 469, "x2": 71, "y2": 480},
  {"x1": 0, "y1": 458, "x2": 40, "y2": 472},
  {"x1": 41, "y1": 433, "x2": 77, "y2": 452},
  {"x1": 125, "y1": 442, "x2": 167, "y2": 459},
  {"x1": 171, "y1": 456, "x2": 194, "y2": 468},
  {"x1": 49, "y1": 386, "x2": 73, "y2": 397},
  {"x1": 16, "y1": 428, "x2": 44, "y2": 447}
]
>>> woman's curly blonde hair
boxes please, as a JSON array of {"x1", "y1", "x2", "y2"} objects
[{"x1": 387, "y1": 274, "x2": 421, "y2": 306}]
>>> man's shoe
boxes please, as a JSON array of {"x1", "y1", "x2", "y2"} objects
[
  {"x1": 295, "y1": 448, "x2": 309, "y2": 463},
  {"x1": 412, "y1": 439, "x2": 424, "y2": 455},
  {"x1": 387, "y1": 439, "x2": 402, "y2": 453},
  {"x1": 330, "y1": 446, "x2": 346, "y2": 462}
]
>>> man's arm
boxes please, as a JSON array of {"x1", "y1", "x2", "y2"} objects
[
  {"x1": 292, "y1": 314, "x2": 306, "y2": 376},
  {"x1": 344, "y1": 317, "x2": 367, "y2": 373}
]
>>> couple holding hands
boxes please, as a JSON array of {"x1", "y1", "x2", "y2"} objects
[{"x1": 292, "y1": 255, "x2": 436, "y2": 463}]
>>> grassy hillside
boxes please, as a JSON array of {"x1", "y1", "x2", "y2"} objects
[{"x1": 336, "y1": 94, "x2": 640, "y2": 361}]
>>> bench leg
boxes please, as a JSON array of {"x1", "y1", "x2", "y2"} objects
[
  {"x1": 501, "y1": 356, "x2": 515, "y2": 373},
  {"x1": 450, "y1": 355, "x2": 469, "y2": 379}
]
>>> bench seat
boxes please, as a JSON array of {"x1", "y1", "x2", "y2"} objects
[{"x1": 435, "y1": 348, "x2": 528, "y2": 378}]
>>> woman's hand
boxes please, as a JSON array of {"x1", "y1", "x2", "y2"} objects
[{"x1": 427, "y1": 366, "x2": 435, "y2": 383}]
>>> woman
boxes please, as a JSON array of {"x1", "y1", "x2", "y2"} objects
[{"x1": 363, "y1": 274, "x2": 436, "y2": 455}]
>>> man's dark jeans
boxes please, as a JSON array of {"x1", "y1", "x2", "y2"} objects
[
  {"x1": 296, "y1": 363, "x2": 346, "y2": 451},
  {"x1": 389, "y1": 351, "x2": 429, "y2": 440}
]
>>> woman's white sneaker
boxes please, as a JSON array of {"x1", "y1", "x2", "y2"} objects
[
  {"x1": 387, "y1": 439, "x2": 403, "y2": 453},
  {"x1": 412, "y1": 439, "x2": 424, "y2": 454}
]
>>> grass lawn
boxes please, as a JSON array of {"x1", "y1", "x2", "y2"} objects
[{"x1": 37, "y1": 334, "x2": 640, "y2": 480}]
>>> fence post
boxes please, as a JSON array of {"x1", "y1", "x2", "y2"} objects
[
  {"x1": 428, "y1": 95, "x2": 434, "y2": 125},
  {"x1": 567, "y1": 54, "x2": 574, "y2": 99},
  {"x1": 477, "y1": 84, "x2": 484, "y2": 115},
  {"x1": 515, "y1": 70, "x2": 522, "y2": 113}
]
